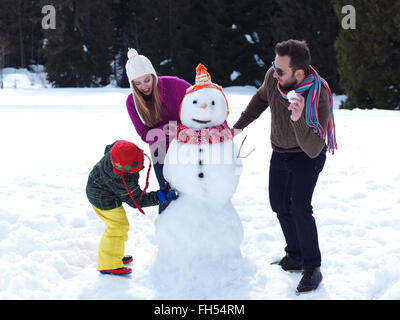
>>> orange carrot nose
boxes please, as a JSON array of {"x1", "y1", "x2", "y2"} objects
[{"x1": 201, "y1": 104, "x2": 207, "y2": 109}]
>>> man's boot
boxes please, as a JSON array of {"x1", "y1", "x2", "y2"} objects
[
  {"x1": 296, "y1": 267, "x2": 323, "y2": 294},
  {"x1": 272, "y1": 253, "x2": 303, "y2": 272}
]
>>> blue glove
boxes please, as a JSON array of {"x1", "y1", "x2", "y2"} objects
[
  {"x1": 156, "y1": 189, "x2": 179, "y2": 204},
  {"x1": 156, "y1": 190, "x2": 167, "y2": 203},
  {"x1": 166, "y1": 189, "x2": 179, "y2": 201}
]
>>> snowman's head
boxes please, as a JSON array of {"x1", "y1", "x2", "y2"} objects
[
  {"x1": 179, "y1": 64, "x2": 229, "y2": 130},
  {"x1": 180, "y1": 87, "x2": 228, "y2": 130}
]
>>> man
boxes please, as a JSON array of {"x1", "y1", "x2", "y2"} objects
[{"x1": 233, "y1": 39, "x2": 337, "y2": 294}]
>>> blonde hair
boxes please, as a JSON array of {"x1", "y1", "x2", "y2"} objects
[{"x1": 132, "y1": 75, "x2": 162, "y2": 127}]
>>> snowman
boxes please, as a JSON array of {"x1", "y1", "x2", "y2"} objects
[{"x1": 154, "y1": 64, "x2": 244, "y2": 266}]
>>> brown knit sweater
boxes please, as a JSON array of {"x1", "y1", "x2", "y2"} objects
[{"x1": 233, "y1": 67, "x2": 330, "y2": 159}]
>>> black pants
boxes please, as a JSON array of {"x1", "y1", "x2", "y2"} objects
[
  {"x1": 269, "y1": 147, "x2": 326, "y2": 270},
  {"x1": 151, "y1": 150, "x2": 169, "y2": 214},
  {"x1": 151, "y1": 150, "x2": 168, "y2": 190}
]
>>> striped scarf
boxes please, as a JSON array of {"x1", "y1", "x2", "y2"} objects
[{"x1": 277, "y1": 66, "x2": 337, "y2": 154}]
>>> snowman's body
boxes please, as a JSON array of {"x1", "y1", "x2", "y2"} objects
[{"x1": 155, "y1": 72, "x2": 244, "y2": 262}]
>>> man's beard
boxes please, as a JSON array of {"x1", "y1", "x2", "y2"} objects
[{"x1": 280, "y1": 77, "x2": 298, "y2": 91}]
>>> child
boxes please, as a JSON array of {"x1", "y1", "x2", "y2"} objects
[{"x1": 86, "y1": 140, "x2": 177, "y2": 275}]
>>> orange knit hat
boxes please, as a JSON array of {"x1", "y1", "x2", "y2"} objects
[{"x1": 179, "y1": 64, "x2": 229, "y2": 118}]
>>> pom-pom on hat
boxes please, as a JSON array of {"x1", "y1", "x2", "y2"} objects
[
  {"x1": 110, "y1": 141, "x2": 152, "y2": 215},
  {"x1": 180, "y1": 64, "x2": 229, "y2": 118},
  {"x1": 125, "y1": 48, "x2": 158, "y2": 87}
]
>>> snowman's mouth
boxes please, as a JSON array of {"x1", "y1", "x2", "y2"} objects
[{"x1": 192, "y1": 119, "x2": 211, "y2": 124}]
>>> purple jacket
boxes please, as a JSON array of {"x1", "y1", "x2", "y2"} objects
[{"x1": 126, "y1": 76, "x2": 191, "y2": 153}]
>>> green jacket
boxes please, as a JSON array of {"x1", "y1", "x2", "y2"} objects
[{"x1": 86, "y1": 141, "x2": 159, "y2": 210}]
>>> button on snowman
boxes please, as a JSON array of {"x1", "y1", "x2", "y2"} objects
[{"x1": 155, "y1": 64, "x2": 244, "y2": 262}]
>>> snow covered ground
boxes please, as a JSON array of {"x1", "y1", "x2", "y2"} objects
[{"x1": 0, "y1": 69, "x2": 399, "y2": 300}]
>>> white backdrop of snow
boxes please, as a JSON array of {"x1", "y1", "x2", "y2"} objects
[{"x1": 0, "y1": 69, "x2": 399, "y2": 300}]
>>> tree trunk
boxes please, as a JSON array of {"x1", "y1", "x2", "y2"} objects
[{"x1": 17, "y1": 0, "x2": 25, "y2": 67}]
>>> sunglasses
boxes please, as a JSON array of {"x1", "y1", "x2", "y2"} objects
[{"x1": 272, "y1": 61, "x2": 283, "y2": 77}]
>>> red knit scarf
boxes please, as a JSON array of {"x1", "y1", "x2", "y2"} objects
[{"x1": 176, "y1": 121, "x2": 233, "y2": 144}]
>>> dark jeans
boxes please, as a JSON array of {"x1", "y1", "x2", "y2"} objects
[
  {"x1": 151, "y1": 150, "x2": 170, "y2": 214},
  {"x1": 269, "y1": 147, "x2": 326, "y2": 270},
  {"x1": 151, "y1": 150, "x2": 168, "y2": 190}
]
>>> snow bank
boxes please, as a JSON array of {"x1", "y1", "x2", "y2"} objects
[{"x1": 1, "y1": 66, "x2": 50, "y2": 89}]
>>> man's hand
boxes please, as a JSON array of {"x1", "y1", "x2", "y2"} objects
[
  {"x1": 231, "y1": 127, "x2": 242, "y2": 137},
  {"x1": 288, "y1": 93, "x2": 305, "y2": 122}
]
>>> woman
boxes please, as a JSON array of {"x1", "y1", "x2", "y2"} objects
[{"x1": 125, "y1": 48, "x2": 191, "y2": 208}]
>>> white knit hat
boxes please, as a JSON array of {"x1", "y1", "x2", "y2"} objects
[{"x1": 125, "y1": 48, "x2": 158, "y2": 87}]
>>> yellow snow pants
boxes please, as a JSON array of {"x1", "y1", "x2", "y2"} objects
[{"x1": 92, "y1": 205, "x2": 130, "y2": 270}]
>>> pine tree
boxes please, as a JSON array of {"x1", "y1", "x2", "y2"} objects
[
  {"x1": 203, "y1": 0, "x2": 238, "y2": 85},
  {"x1": 272, "y1": 0, "x2": 342, "y2": 93},
  {"x1": 235, "y1": 0, "x2": 278, "y2": 86},
  {"x1": 41, "y1": 0, "x2": 114, "y2": 87},
  {"x1": 126, "y1": 0, "x2": 216, "y2": 84},
  {"x1": 195, "y1": 0, "x2": 277, "y2": 87},
  {"x1": 164, "y1": 0, "x2": 215, "y2": 82},
  {"x1": 206, "y1": 0, "x2": 261, "y2": 86},
  {"x1": 129, "y1": 0, "x2": 172, "y2": 77},
  {"x1": 112, "y1": 0, "x2": 150, "y2": 88},
  {"x1": 333, "y1": 0, "x2": 400, "y2": 109},
  {"x1": 0, "y1": 34, "x2": 9, "y2": 88},
  {"x1": 27, "y1": 0, "x2": 45, "y2": 67},
  {"x1": 111, "y1": 0, "x2": 277, "y2": 87},
  {"x1": 0, "y1": 0, "x2": 42, "y2": 68}
]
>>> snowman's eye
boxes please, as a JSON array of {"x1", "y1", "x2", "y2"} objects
[
  {"x1": 193, "y1": 100, "x2": 197, "y2": 104},
  {"x1": 211, "y1": 100, "x2": 215, "y2": 106}
]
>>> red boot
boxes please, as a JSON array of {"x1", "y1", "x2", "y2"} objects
[
  {"x1": 99, "y1": 267, "x2": 132, "y2": 275},
  {"x1": 122, "y1": 255, "x2": 133, "y2": 264}
]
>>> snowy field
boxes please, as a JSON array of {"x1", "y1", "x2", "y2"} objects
[{"x1": 0, "y1": 69, "x2": 399, "y2": 300}]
